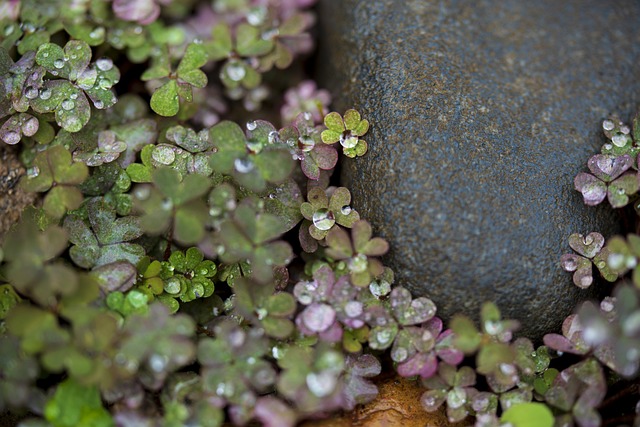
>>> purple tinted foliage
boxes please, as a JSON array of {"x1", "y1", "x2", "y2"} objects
[
  {"x1": 341, "y1": 354, "x2": 381, "y2": 410},
  {"x1": 575, "y1": 154, "x2": 638, "y2": 208},
  {"x1": 543, "y1": 314, "x2": 591, "y2": 355},
  {"x1": 253, "y1": 396, "x2": 297, "y2": 427},
  {"x1": 394, "y1": 317, "x2": 463, "y2": 379},
  {"x1": 113, "y1": 0, "x2": 172, "y2": 25},
  {"x1": 281, "y1": 81, "x2": 331, "y2": 124},
  {"x1": 545, "y1": 358, "x2": 606, "y2": 427},
  {"x1": 560, "y1": 232, "x2": 606, "y2": 289}
]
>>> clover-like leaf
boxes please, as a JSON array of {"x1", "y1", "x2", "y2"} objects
[
  {"x1": 20, "y1": 145, "x2": 88, "y2": 219},
  {"x1": 390, "y1": 287, "x2": 437, "y2": 326}
]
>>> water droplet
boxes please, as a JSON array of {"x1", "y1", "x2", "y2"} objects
[
  {"x1": 234, "y1": 158, "x2": 255, "y2": 173},
  {"x1": 446, "y1": 387, "x2": 467, "y2": 409},
  {"x1": 27, "y1": 166, "x2": 40, "y2": 178},
  {"x1": 376, "y1": 329, "x2": 392, "y2": 345},
  {"x1": 484, "y1": 320, "x2": 502, "y2": 335},
  {"x1": 39, "y1": 88, "x2": 52, "y2": 100},
  {"x1": 604, "y1": 143, "x2": 613, "y2": 150},
  {"x1": 89, "y1": 27, "x2": 105, "y2": 39},
  {"x1": 42, "y1": 52, "x2": 49, "y2": 58},
  {"x1": 22, "y1": 117, "x2": 39, "y2": 136},
  {"x1": 61, "y1": 99, "x2": 75, "y2": 110},
  {"x1": 299, "y1": 135, "x2": 315, "y2": 151},
  {"x1": 603, "y1": 120, "x2": 615, "y2": 131},
  {"x1": 152, "y1": 146, "x2": 176, "y2": 165},
  {"x1": 261, "y1": 28, "x2": 279, "y2": 41},
  {"x1": 303, "y1": 112, "x2": 312, "y2": 121},
  {"x1": 98, "y1": 78, "x2": 112, "y2": 89},
  {"x1": 3, "y1": 131, "x2": 20, "y2": 145},
  {"x1": 341, "y1": 133, "x2": 359, "y2": 148},
  {"x1": 53, "y1": 59, "x2": 65, "y2": 69},
  {"x1": 312, "y1": 208, "x2": 335, "y2": 231},
  {"x1": 25, "y1": 86, "x2": 39, "y2": 99},
  {"x1": 246, "y1": 121, "x2": 257, "y2": 131},
  {"x1": 348, "y1": 253, "x2": 368, "y2": 273},
  {"x1": 268, "y1": 130, "x2": 279, "y2": 144},
  {"x1": 226, "y1": 62, "x2": 246, "y2": 82},
  {"x1": 306, "y1": 371, "x2": 337, "y2": 397},
  {"x1": 621, "y1": 125, "x2": 631, "y2": 135},
  {"x1": 370, "y1": 279, "x2": 391, "y2": 298},
  {"x1": 344, "y1": 301, "x2": 363, "y2": 317},
  {"x1": 70, "y1": 92, "x2": 78, "y2": 100},
  {"x1": 392, "y1": 346, "x2": 408, "y2": 362},
  {"x1": 216, "y1": 382, "x2": 234, "y2": 397},
  {"x1": 341, "y1": 205, "x2": 352, "y2": 215},
  {"x1": 161, "y1": 199, "x2": 174, "y2": 211},
  {"x1": 134, "y1": 186, "x2": 150, "y2": 200},
  {"x1": 4, "y1": 24, "x2": 15, "y2": 36},
  {"x1": 247, "y1": 8, "x2": 266, "y2": 25},
  {"x1": 612, "y1": 134, "x2": 628, "y2": 147},
  {"x1": 96, "y1": 58, "x2": 113, "y2": 71},
  {"x1": 600, "y1": 297, "x2": 615, "y2": 312},
  {"x1": 149, "y1": 354, "x2": 168, "y2": 372},
  {"x1": 134, "y1": 26, "x2": 143, "y2": 34},
  {"x1": 164, "y1": 277, "x2": 181, "y2": 294},
  {"x1": 94, "y1": 100, "x2": 104, "y2": 109}
]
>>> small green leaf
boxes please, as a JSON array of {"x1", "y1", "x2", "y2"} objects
[
  {"x1": 44, "y1": 378, "x2": 113, "y2": 427},
  {"x1": 324, "y1": 112, "x2": 345, "y2": 132},
  {"x1": 501, "y1": 403, "x2": 554, "y2": 427},
  {"x1": 150, "y1": 80, "x2": 180, "y2": 117}
]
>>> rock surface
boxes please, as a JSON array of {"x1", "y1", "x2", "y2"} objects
[{"x1": 318, "y1": 0, "x2": 640, "y2": 339}]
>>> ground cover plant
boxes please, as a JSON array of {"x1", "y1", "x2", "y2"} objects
[{"x1": 0, "y1": 1, "x2": 639, "y2": 426}]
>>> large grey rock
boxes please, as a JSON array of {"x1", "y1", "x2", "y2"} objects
[{"x1": 318, "y1": 0, "x2": 640, "y2": 339}]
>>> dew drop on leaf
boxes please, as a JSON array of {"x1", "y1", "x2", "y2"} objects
[
  {"x1": 612, "y1": 134, "x2": 627, "y2": 147},
  {"x1": 25, "y1": 86, "x2": 39, "y2": 99},
  {"x1": 227, "y1": 63, "x2": 246, "y2": 82},
  {"x1": 53, "y1": 59, "x2": 65, "y2": 69},
  {"x1": 149, "y1": 354, "x2": 168, "y2": 373},
  {"x1": 27, "y1": 166, "x2": 40, "y2": 178},
  {"x1": 603, "y1": 120, "x2": 615, "y2": 131},
  {"x1": 94, "y1": 100, "x2": 104, "y2": 109},
  {"x1": 370, "y1": 279, "x2": 391, "y2": 298},
  {"x1": 164, "y1": 277, "x2": 181, "y2": 294},
  {"x1": 152, "y1": 146, "x2": 176, "y2": 165},
  {"x1": 312, "y1": 208, "x2": 335, "y2": 231},
  {"x1": 246, "y1": 120, "x2": 257, "y2": 131},
  {"x1": 306, "y1": 371, "x2": 337, "y2": 397},
  {"x1": 39, "y1": 88, "x2": 52, "y2": 100},
  {"x1": 348, "y1": 254, "x2": 368, "y2": 273},
  {"x1": 392, "y1": 346, "x2": 408, "y2": 362},
  {"x1": 89, "y1": 27, "x2": 105, "y2": 40},
  {"x1": 96, "y1": 58, "x2": 114, "y2": 71},
  {"x1": 341, "y1": 205, "x2": 352, "y2": 215},
  {"x1": 234, "y1": 158, "x2": 255, "y2": 173},
  {"x1": 61, "y1": 99, "x2": 75, "y2": 110},
  {"x1": 344, "y1": 301, "x2": 363, "y2": 317}
]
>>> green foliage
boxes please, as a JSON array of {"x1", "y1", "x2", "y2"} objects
[
  {"x1": 20, "y1": 145, "x2": 88, "y2": 219},
  {"x1": 501, "y1": 402, "x2": 554, "y2": 427},
  {"x1": 1, "y1": 2, "x2": 638, "y2": 426},
  {"x1": 44, "y1": 379, "x2": 113, "y2": 427}
]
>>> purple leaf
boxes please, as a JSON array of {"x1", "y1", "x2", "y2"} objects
[
  {"x1": 574, "y1": 173, "x2": 607, "y2": 205},
  {"x1": 568, "y1": 232, "x2": 605, "y2": 258},
  {"x1": 254, "y1": 397, "x2": 297, "y2": 427},
  {"x1": 90, "y1": 261, "x2": 137, "y2": 292},
  {"x1": 300, "y1": 303, "x2": 336, "y2": 332},
  {"x1": 397, "y1": 352, "x2": 438, "y2": 378},
  {"x1": 587, "y1": 154, "x2": 632, "y2": 181}
]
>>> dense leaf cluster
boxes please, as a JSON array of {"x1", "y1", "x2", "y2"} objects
[{"x1": 0, "y1": 1, "x2": 638, "y2": 427}]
